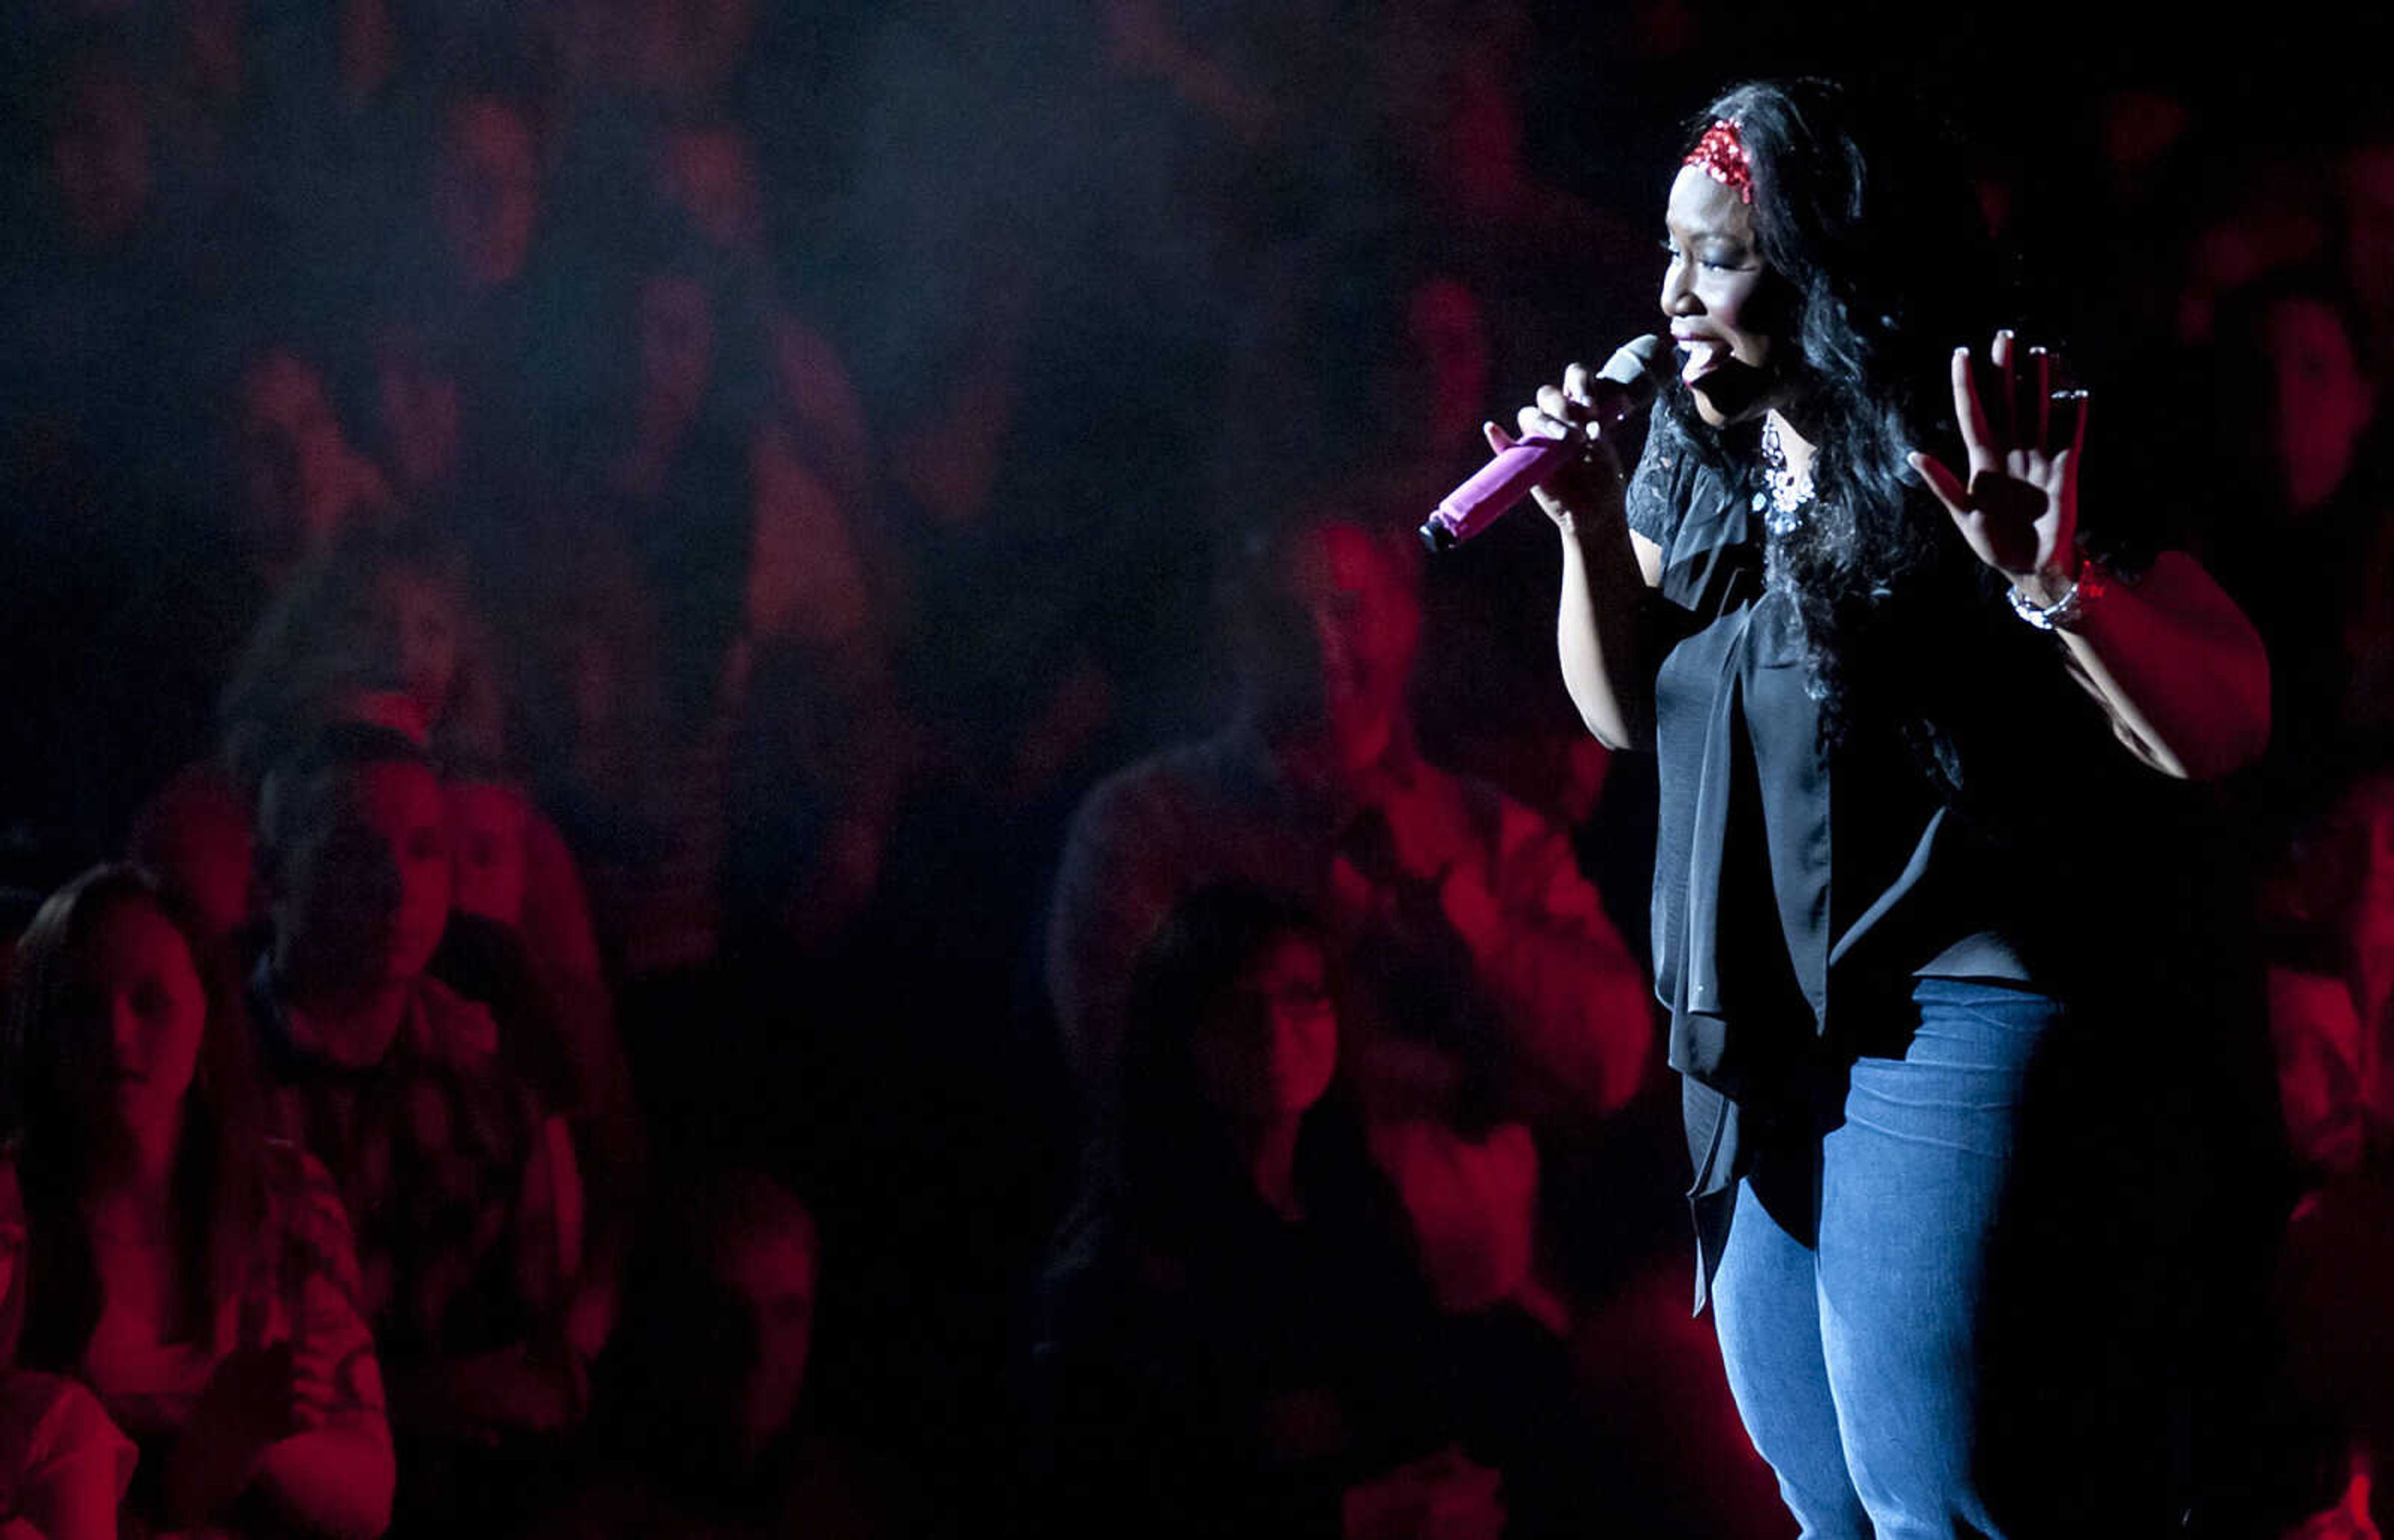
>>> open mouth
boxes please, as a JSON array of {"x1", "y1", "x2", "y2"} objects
[
  {"x1": 1676, "y1": 349, "x2": 1772, "y2": 420},
  {"x1": 1676, "y1": 338, "x2": 1731, "y2": 382}
]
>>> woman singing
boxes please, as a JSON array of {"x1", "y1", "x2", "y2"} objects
[{"x1": 1501, "y1": 79, "x2": 2272, "y2": 1535}]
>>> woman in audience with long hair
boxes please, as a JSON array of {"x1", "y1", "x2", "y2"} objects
[
  {"x1": 1, "y1": 865, "x2": 393, "y2": 1538},
  {"x1": 1031, "y1": 883, "x2": 1592, "y2": 1540}
]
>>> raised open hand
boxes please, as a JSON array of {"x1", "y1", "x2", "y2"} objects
[{"x1": 1907, "y1": 330, "x2": 2089, "y2": 594}]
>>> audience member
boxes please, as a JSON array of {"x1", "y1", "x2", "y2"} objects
[
  {"x1": 431, "y1": 92, "x2": 546, "y2": 300},
  {"x1": 1, "y1": 865, "x2": 393, "y2": 1537},
  {"x1": 246, "y1": 726, "x2": 602, "y2": 1527},
  {"x1": 213, "y1": 520, "x2": 606, "y2": 989},
  {"x1": 226, "y1": 344, "x2": 396, "y2": 593},
  {"x1": 125, "y1": 765, "x2": 255, "y2": 947},
  {"x1": 1049, "y1": 498, "x2": 1651, "y2": 1127},
  {"x1": 2203, "y1": 273, "x2": 2394, "y2": 802},
  {"x1": 220, "y1": 521, "x2": 493, "y2": 776},
  {"x1": 355, "y1": 316, "x2": 466, "y2": 509},
  {"x1": 2263, "y1": 770, "x2": 2394, "y2": 1534},
  {"x1": 1033, "y1": 885, "x2": 1590, "y2": 1539},
  {"x1": 530, "y1": 1169, "x2": 901, "y2": 1539},
  {"x1": 188, "y1": 526, "x2": 632, "y2": 1199},
  {"x1": 1049, "y1": 498, "x2": 1661, "y2": 1318}
]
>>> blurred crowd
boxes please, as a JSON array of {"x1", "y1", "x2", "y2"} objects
[{"x1": 4, "y1": 0, "x2": 2394, "y2": 1535}]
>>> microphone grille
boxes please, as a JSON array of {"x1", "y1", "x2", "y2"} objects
[{"x1": 1599, "y1": 333, "x2": 1666, "y2": 390}]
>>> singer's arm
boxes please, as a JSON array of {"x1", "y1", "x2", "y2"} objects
[
  {"x1": 1501, "y1": 366, "x2": 1668, "y2": 753},
  {"x1": 1552, "y1": 489, "x2": 1665, "y2": 752}
]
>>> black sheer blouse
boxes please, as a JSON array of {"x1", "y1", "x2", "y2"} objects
[{"x1": 1623, "y1": 433, "x2": 2136, "y2": 1306}]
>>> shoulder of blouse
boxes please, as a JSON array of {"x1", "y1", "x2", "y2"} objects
[{"x1": 1623, "y1": 431, "x2": 1689, "y2": 539}]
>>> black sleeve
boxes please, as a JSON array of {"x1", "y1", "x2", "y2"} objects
[{"x1": 1623, "y1": 425, "x2": 1695, "y2": 552}]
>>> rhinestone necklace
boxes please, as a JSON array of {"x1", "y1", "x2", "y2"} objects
[{"x1": 1754, "y1": 411, "x2": 1814, "y2": 536}]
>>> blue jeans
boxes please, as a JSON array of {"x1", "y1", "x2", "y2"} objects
[{"x1": 1709, "y1": 977, "x2": 2062, "y2": 1540}]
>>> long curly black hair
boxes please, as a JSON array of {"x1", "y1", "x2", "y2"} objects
[{"x1": 1638, "y1": 78, "x2": 2013, "y2": 751}]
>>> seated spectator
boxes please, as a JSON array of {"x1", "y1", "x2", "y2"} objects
[
  {"x1": 219, "y1": 521, "x2": 502, "y2": 783},
  {"x1": 434, "y1": 775, "x2": 643, "y2": 1327},
  {"x1": 1050, "y1": 498, "x2": 1650, "y2": 1210},
  {"x1": 529, "y1": 1170, "x2": 899, "y2": 1539},
  {"x1": 246, "y1": 726, "x2": 602, "y2": 1526},
  {"x1": 353, "y1": 315, "x2": 466, "y2": 510},
  {"x1": 1049, "y1": 499, "x2": 1649, "y2": 1123},
  {"x1": 1049, "y1": 499, "x2": 1661, "y2": 1319},
  {"x1": 1, "y1": 865, "x2": 392, "y2": 1537},
  {"x1": 208, "y1": 522, "x2": 618, "y2": 1126},
  {"x1": 226, "y1": 344, "x2": 396, "y2": 593},
  {"x1": 0, "y1": 1373, "x2": 135, "y2": 1540},
  {"x1": 2202, "y1": 274, "x2": 2393, "y2": 804},
  {"x1": 1033, "y1": 885, "x2": 1592, "y2": 1539},
  {"x1": 2262, "y1": 770, "x2": 2394, "y2": 1533},
  {"x1": 2264, "y1": 769, "x2": 2394, "y2": 1182},
  {"x1": 431, "y1": 91, "x2": 545, "y2": 301}
]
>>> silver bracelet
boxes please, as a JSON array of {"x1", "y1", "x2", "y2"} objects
[{"x1": 2008, "y1": 559, "x2": 2108, "y2": 631}]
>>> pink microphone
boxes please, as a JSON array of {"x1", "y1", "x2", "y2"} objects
[{"x1": 1420, "y1": 334, "x2": 1666, "y2": 551}]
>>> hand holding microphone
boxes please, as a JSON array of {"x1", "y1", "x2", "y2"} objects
[{"x1": 1421, "y1": 334, "x2": 1666, "y2": 551}]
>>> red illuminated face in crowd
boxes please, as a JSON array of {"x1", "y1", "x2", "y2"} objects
[
  {"x1": 274, "y1": 761, "x2": 453, "y2": 998},
  {"x1": 372, "y1": 327, "x2": 462, "y2": 493},
  {"x1": 2259, "y1": 295, "x2": 2377, "y2": 516},
  {"x1": 2271, "y1": 967, "x2": 2369, "y2": 1176},
  {"x1": 1661, "y1": 162, "x2": 1780, "y2": 427},
  {"x1": 1277, "y1": 521, "x2": 1422, "y2": 776},
  {"x1": 435, "y1": 97, "x2": 540, "y2": 291},
  {"x1": 368, "y1": 567, "x2": 463, "y2": 724},
  {"x1": 1191, "y1": 933, "x2": 1339, "y2": 1124},
  {"x1": 130, "y1": 771, "x2": 256, "y2": 943},
  {"x1": 712, "y1": 1201, "x2": 819, "y2": 1461},
  {"x1": 67, "y1": 895, "x2": 209, "y2": 1143},
  {"x1": 657, "y1": 125, "x2": 764, "y2": 254},
  {"x1": 236, "y1": 350, "x2": 356, "y2": 569},
  {"x1": 445, "y1": 780, "x2": 529, "y2": 928}
]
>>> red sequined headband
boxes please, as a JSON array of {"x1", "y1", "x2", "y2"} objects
[{"x1": 1684, "y1": 120, "x2": 1753, "y2": 204}]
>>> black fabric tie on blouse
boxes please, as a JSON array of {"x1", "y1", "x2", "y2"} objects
[{"x1": 1635, "y1": 458, "x2": 1956, "y2": 1309}]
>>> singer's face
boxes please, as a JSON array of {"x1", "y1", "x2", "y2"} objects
[{"x1": 1661, "y1": 164, "x2": 1778, "y2": 426}]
